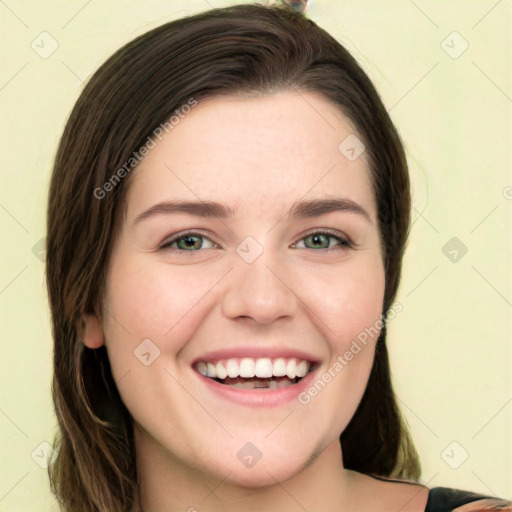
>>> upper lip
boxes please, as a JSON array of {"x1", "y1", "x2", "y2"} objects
[{"x1": 192, "y1": 346, "x2": 321, "y2": 365}]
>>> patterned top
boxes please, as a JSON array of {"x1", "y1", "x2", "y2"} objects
[{"x1": 425, "y1": 487, "x2": 512, "y2": 511}]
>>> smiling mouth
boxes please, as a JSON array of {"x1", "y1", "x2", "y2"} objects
[{"x1": 193, "y1": 357, "x2": 314, "y2": 390}]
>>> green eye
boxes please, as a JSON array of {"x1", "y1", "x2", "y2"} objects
[
  {"x1": 159, "y1": 229, "x2": 352, "y2": 255},
  {"x1": 160, "y1": 233, "x2": 216, "y2": 252},
  {"x1": 294, "y1": 232, "x2": 351, "y2": 251}
]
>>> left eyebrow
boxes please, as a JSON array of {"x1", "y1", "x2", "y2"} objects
[
  {"x1": 287, "y1": 198, "x2": 372, "y2": 223},
  {"x1": 133, "y1": 197, "x2": 372, "y2": 225}
]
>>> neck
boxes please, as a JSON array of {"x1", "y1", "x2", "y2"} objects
[{"x1": 135, "y1": 431, "x2": 354, "y2": 512}]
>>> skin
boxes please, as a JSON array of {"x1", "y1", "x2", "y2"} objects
[{"x1": 83, "y1": 91, "x2": 429, "y2": 511}]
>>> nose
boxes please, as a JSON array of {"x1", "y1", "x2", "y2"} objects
[{"x1": 221, "y1": 248, "x2": 298, "y2": 325}]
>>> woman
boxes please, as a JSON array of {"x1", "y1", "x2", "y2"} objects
[{"x1": 45, "y1": 2, "x2": 511, "y2": 511}]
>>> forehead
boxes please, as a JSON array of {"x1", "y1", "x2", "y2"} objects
[{"x1": 125, "y1": 90, "x2": 375, "y2": 221}]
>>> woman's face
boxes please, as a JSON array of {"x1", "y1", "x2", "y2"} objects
[{"x1": 98, "y1": 91, "x2": 385, "y2": 486}]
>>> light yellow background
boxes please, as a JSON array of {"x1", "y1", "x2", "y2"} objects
[{"x1": 0, "y1": 1, "x2": 510, "y2": 510}]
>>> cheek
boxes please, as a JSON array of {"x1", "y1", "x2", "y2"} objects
[
  {"x1": 105, "y1": 256, "x2": 219, "y2": 342},
  {"x1": 100, "y1": 257, "x2": 217, "y2": 434},
  {"x1": 297, "y1": 256, "x2": 385, "y2": 428},
  {"x1": 308, "y1": 256, "x2": 386, "y2": 345},
  {"x1": 103, "y1": 248, "x2": 386, "y2": 369},
  {"x1": 101, "y1": 253, "x2": 235, "y2": 398},
  {"x1": 100, "y1": 243, "x2": 387, "y2": 470}
]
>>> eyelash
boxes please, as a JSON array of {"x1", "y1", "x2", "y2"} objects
[{"x1": 158, "y1": 229, "x2": 353, "y2": 255}]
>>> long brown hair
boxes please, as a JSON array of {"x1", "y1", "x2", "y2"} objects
[{"x1": 46, "y1": 3, "x2": 419, "y2": 511}]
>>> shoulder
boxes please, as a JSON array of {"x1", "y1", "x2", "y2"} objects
[
  {"x1": 424, "y1": 487, "x2": 512, "y2": 512},
  {"x1": 347, "y1": 471, "x2": 430, "y2": 511},
  {"x1": 350, "y1": 472, "x2": 511, "y2": 512}
]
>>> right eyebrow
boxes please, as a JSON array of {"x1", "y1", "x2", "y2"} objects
[{"x1": 134, "y1": 200, "x2": 237, "y2": 224}]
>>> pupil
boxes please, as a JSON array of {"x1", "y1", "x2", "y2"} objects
[
  {"x1": 180, "y1": 236, "x2": 200, "y2": 250},
  {"x1": 310, "y1": 234, "x2": 326, "y2": 248}
]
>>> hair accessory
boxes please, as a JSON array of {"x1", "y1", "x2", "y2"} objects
[{"x1": 281, "y1": 0, "x2": 310, "y2": 15}]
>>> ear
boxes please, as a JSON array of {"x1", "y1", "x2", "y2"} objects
[{"x1": 79, "y1": 313, "x2": 105, "y2": 349}]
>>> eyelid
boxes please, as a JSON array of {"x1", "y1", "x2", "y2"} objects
[
  {"x1": 158, "y1": 230, "x2": 218, "y2": 251},
  {"x1": 297, "y1": 227, "x2": 354, "y2": 247},
  {"x1": 158, "y1": 227, "x2": 355, "y2": 253}
]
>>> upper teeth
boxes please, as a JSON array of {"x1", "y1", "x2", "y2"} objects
[{"x1": 195, "y1": 357, "x2": 310, "y2": 380}]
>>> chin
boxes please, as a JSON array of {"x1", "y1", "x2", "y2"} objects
[
  {"x1": 218, "y1": 455, "x2": 311, "y2": 489},
  {"x1": 199, "y1": 433, "x2": 325, "y2": 489}
]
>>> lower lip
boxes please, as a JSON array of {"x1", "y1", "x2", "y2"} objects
[{"x1": 195, "y1": 367, "x2": 318, "y2": 407}]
